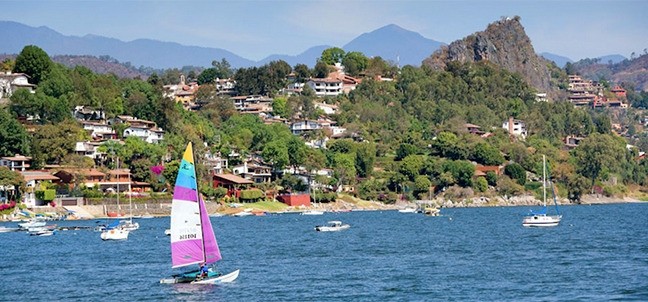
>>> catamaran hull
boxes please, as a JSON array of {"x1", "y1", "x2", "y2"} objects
[{"x1": 160, "y1": 269, "x2": 240, "y2": 284}]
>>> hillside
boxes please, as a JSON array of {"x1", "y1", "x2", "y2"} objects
[
  {"x1": 0, "y1": 54, "x2": 148, "y2": 79},
  {"x1": 574, "y1": 54, "x2": 648, "y2": 91},
  {"x1": 422, "y1": 16, "x2": 554, "y2": 94}
]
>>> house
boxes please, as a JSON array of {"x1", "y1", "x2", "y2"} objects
[
  {"x1": 214, "y1": 78, "x2": 237, "y2": 96},
  {"x1": 474, "y1": 165, "x2": 504, "y2": 177},
  {"x1": 306, "y1": 78, "x2": 343, "y2": 97},
  {"x1": 81, "y1": 121, "x2": 117, "y2": 140},
  {"x1": 565, "y1": 135, "x2": 585, "y2": 149},
  {"x1": 465, "y1": 123, "x2": 484, "y2": 135},
  {"x1": 0, "y1": 72, "x2": 36, "y2": 99},
  {"x1": 231, "y1": 161, "x2": 272, "y2": 183},
  {"x1": 73, "y1": 106, "x2": 105, "y2": 121},
  {"x1": 314, "y1": 102, "x2": 339, "y2": 115},
  {"x1": 53, "y1": 169, "x2": 107, "y2": 190},
  {"x1": 110, "y1": 115, "x2": 164, "y2": 143},
  {"x1": 502, "y1": 117, "x2": 527, "y2": 140},
  {"x1": 611, "y1": 86, "x2": 627, "y2": 98},
  {"x1": 19, "y1": 171, "x2": 60, "y2": 207},
  {"x1": 74, "y1": 141, "x2": 104, "y2": 161},
  {"x1": 230, "y1": 95, "x2": 274, "y2": 113},
  {"x1": 0, "y1": 154, "x2": 31, "y2": 171},
  {"x1": 204, "y1": 151, "x2": 228, "y2": 174},
  {"x1": 291, "y1": 120, "x2": 322, "y2": 135},
  {"x1": 212, "y1": 173, "x2": 254, "y2": 197}
]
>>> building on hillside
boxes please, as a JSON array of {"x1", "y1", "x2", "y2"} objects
[
  {"x1": 611, "y1": 85, "x2": 627, "y2": 98},
  {"x1": 314, "y1": 102, "x2": 339, "y2": 115},
  {"x1": 214, "y1": 78, "x2": 237, "y2": 96},
  {"x1": 81, "y1": 121, "x2": 117, "y2": 140},
  {"x1": 0, "y1": 154, "x2": 31, "y2": 171},
  {"x1": 231, "y1": 161, "x2": 272, "y2": 183},
  {"x1": 73, "y1": 106, "x2": 105, "y2": 121},
  {"x1": 306, "y1": 78, "x2": 343, "y2": 97},
  {"x1": 110, "y1": 115, "x2": 164, "y2": 144},
  {"x1": 212, "y1": 173, "x2": 254, "y2": 197},
  {"x1": 564, "y1": 135, "x2": 585, "y2": 149},
  {"x1": 0, "y1": 72, "x2": 36, "y2": 99},
  {"x1": 20, "y1": 171, "x2": 60, "y2": 207},
  {"x1": 502, "y1": 117, "x2": 527, "y2": 140},
  {"x1": 74, "y1": 141, "x2": 104, "y2": 161}
]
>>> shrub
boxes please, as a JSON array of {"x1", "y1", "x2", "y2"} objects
[{"x1": 239, "y1": 189, "x2": 264, "y2": 202}]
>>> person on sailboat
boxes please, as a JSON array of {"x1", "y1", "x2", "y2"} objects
[{"x1": 198, "y1": 262, "x2": 208, "y2": 279}]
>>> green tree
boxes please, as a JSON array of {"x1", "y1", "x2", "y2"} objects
[
  {"x1": 504, "y1": 163, "x2": 526, "y2": 186},
  {"x1": 320, "y1": 47, "x2": 345, "y2": 65},
  {"x1": 341, "y1": 51, "x2": 369, "y2": 76},
  {"x1": 13, "y1": 45, "x2": 52, "y2": 84},
  {"x1": 572, "y1": 133, "x2": 626, "y2": 191},
  {"x1": 313, "y1": 61, "x2": 331, "y2": 78},
  {"x1": 355, "y1": 142, "x2": 376, "y2": 178},
  {"x1": 474, "y1": 176, "x2": 488, "y2": 192},
  {"x1": 262, "y1": 140, "x2": 289, "y2": 171},
  {"x1": 0, "y1": 110, "x2": 30, "y2": 157},
  {"x1": 272, "y1": 97, "x2": 288, "y2": 118}
]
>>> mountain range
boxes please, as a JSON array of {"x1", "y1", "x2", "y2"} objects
[
  {"x1": 2, "y1": 20, "x2": 625, "y2": 71},
  {"x1": 0, "y1": 21, "x2": 444, "y2": 69}
]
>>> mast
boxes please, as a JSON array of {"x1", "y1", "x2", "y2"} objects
[
  {"x1": 128, "y1": 169, "x2": 133, "y2": 222},
  {"x1": 190, "y1": 143, "x2": 207, "y2": 263},
  {"x1": 543, "y1": 155, "x2": 546, "y2": 208},
  {"x1": 117, "y1": 157, "x2": 120, "y2": 215}
]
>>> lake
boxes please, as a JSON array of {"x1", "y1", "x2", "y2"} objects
[{"x1": 1, "y1": 203, "x2": 647, "y2": 301}]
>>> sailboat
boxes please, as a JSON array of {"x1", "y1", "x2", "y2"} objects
[
  {"x1": 160, "y1": 142, "x2": 239, "y2": 284},
  {"x1": 101, "y1": 157, "x2": 130, "y2": 240},
  {"x1": 522, "y1": 155, "x2": 562, "y2": 227}
]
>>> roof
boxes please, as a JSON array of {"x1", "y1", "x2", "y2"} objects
[
  {"x1": 213, "y1": 173, "x2": 253, "y2": 184},
  {"x1": 2, "y1": 154, "x2": 32, "y2": 161},
  {"x1": 20, "y1": 171, "x2": 60, "y2": 182}
]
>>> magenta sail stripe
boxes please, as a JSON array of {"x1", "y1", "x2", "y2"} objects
[
  {"x1": 171, "y1": 238, "x2": 203, "y2": 268},
  {"x1": 173, "y1": 186, "x2": 198, "y2": 202},
  {"x1": 199, "y1": 197, "x2": 222, "y2": 264}
]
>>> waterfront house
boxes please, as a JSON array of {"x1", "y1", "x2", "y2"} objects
[
  {"x1": 20, "y1": 171, "x2": 60, "y2": 207},
  {"x1": 212, "y1": 173, "x2": 254, "y2": 198}
]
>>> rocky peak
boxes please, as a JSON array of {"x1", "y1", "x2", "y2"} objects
[{"x1": 423, "y1": 16, "x2": 553, "y2": 94}]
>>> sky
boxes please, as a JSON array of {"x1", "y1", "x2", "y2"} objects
[{"x1": 0, "y1": 0, "x2": 646, "y2": 61}]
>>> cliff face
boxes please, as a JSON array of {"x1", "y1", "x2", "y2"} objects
[{"x1": 423, "y1": 16, "x2": 553, "y2": 93}]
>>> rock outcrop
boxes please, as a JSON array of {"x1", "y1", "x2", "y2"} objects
[{"x1": 422, "y1": 16, "x2": 553, "y2": 94}]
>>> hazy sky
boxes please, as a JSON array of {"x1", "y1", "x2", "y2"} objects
[{"x1": 1, "y1": 0, "x2": 646, "y2": 61}]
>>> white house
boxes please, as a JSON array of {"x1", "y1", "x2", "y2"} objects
[
  {"x1": 0, "y1": 72, "x2": 36, "y2": 99},
  {"x1": 502, "y1": 117, "x2": 527, "y2": 139},
  {"x1": 74, "y1": 141, "x2": 103, "y2": 160},
  {"x1": 81, "y1": 121, "x2": 116, "y2": 140},
  {"x1": 290, "y1": 120, "x2": 322, "y2": 135},
  {"x1": 0, "y1": 154, "x2": 31, "y2": 171},
  {"x1": 314, "y1": 102, "x2": 339, "y2": 115},
  {"x1": 110, "y1": 115, "x2": 164, "y2": 144},
  {"x1": 20, "y1": 171, "x2": 60, "y2": 207},
  {"x1": 306, "y1": 78, "x2": 343, "y2": 97}
]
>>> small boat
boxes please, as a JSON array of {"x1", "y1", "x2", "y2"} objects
[
  {"x1": 424, "y1": 207, "x2": 441, "y2": 216},
  {"x1": 118, "y1": 220, "x2": 140, "y2": 231},
  {"x1": 315, "y1": 220, "x2": 350, "y2": 232},
  {"x1": 398, "y1": 208, "x2": 417, "y2": 213},
  {"x1": 523, "y1": 155, "x2": 562, "y2": 227},
  {"x1": 141, "y1": 213, "x2": 155, "y2": 219},
  {"x1": 301, "y1": 210, "x2": 324, "y2": 215},
  {"x1": 0, "y1": 226, "x2": 21, "y2": 233},
  {"x1": 30, "y1": 229, "x2": 56, "y2": 236},
  {"x1": 164, "y1": 229, "x2": 171, "y2": 236},
  {"x1": 100, "y1": 220, "x2": 129, "y2": 240},
  {"x1": 233, "y1": 209, "x2": 253, "y2": 217},
  {"x1": 160, "y1": 142, "x2": 239, "y2": 284},
  {"x1": 19, "y1": 219, "x2": 46, "y2": 229}
]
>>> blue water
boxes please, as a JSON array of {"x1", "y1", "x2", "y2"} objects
[{"x1": 1, "y1": 203, "x2": 647, "y2": 301}]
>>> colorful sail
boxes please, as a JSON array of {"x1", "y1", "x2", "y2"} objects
[{"x1": 170, "y1": 142, "x2": 221, "y2": 268}]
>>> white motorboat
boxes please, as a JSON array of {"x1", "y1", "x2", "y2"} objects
[
  {"x1": 19, "y1": 219, "x2": 46, "y2": 229},
  {"x1": 0, "y1": 226, "x2": 21, "y2": 233},
  {"x1": 315, "y1": 221, "x2": 350, "y2": 232},
  {"x1": 301, "y1": 210, "x2": 324, "y2": 215},
  {"x1": 100, "y1": 227, "x2": 129, "y2": 240},
  {"x1": 398, "y1": 208, "x2": 417, "y2": 213},
  {"x1": 119, "y1": 220, "x2": 140, "y2": 231},
  {"x1": 30, "y1": 229, "x2": 56, "y2": 236}
]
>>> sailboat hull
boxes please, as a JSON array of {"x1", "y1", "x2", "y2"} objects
[
  {"x1": 522, "y1": 215, "x2": 562, "y2": 227},
  {"x1": 160, "y1": 269, "x2": 240, "y2": 284}
]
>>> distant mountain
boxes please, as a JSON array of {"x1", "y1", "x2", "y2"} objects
[
  {"x1": 597, "y1": 54, "x2": 626, "y2": 65},
  {"x1": 423, "y1": 16, "x2": 553, "y2": 94},
  {"x1": 257, "y1": 45, "x2": 331, "y2": 67},
  {"x1": 0, "y1": 20, "x2": 255, "y2": 69},
  {"x1": 574, "y1": 54, "x2": 648, "y2": 91},
  {"x1": 540, "y1": 52, "x2": 573, "y2": 68},
  {"x1": 1, "y1": 20, "x2": 444, "y2": 71},
  {"x1": 342, "y1": 24, "x2": 445, "y2": 66}
]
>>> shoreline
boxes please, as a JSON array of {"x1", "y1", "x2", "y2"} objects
[{"x1": 2, "y1": 194, "x2": 644, "y2": 221}]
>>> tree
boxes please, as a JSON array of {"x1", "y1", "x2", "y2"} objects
[
  {"x1": 504, "y1": 163, "x2": 526, "y2": 186},
  {"x1": 272, "y1": 97, "x2": 288, "y2": 118},
  {"x1": 287, "y1": 136, "x2": 307, "y2": 172},
  {"x1": 262, "y1": 140, "x2": 289, "y2": 171},
  {"x1": 572, "y1": 133, "x2": 626, "y2": 191},
  {"x1": 342, "y1": 51, "x2": 369, "y2": 76},
  {"x1": 0, "y1": 110, "x2": 30, "y2": 157},
  {"x1": 355, "y1": 142, "x2": 376, "y2": 178},
  {"x1": 13, "y1": 45, "x2": 52, "y2": 84},
  {"x1": 31, "y1": 120, "x2": 87, "y2": 167},
  {"x1": 313, "y1": 61, "x2": 331, "y2": 78},
  {"x1": 320, "y1": 47, "x2": 345, "y2": 65},
  {"x1": 293, "y1": 64, "x2": 311, "y2": 82},
  {"x1": 211, "y1": 58, "x2": 233, "y2": 78}
]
